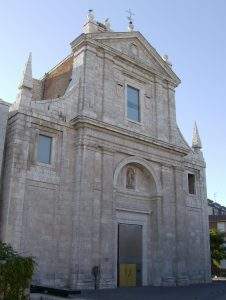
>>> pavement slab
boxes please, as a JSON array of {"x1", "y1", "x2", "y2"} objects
[{"x1": 71, "y1": 283, "x2": 226, "y2": 300}]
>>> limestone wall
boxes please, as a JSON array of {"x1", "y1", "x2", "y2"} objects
[
  {"x1": 0, "y1": 99, "x2": 9, "y2": 178},
  {"x1": 77, "y1": 42, "x2": 189, "y2": 150},
  {"x1": 0, "y1": 106, "x2": 210, "y2": 288},
  {"x1": 0, "y1": 110, "x2": 77, "y2": 287}
]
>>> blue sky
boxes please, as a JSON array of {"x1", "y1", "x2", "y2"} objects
[{"x1": 0, "y1": 0, "x2": 226, "y2": 205}]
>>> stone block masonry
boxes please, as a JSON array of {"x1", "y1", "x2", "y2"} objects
[{"x1": 0, "y1": 99, "x2": 9, "y2": 178}]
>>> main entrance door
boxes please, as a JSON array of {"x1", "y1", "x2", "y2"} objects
[{"x1": 118, "y1": 223, "x2": 142, "y2": 287}]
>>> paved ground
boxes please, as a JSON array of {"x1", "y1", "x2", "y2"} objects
[{"x1": 72, "y1": 283, "x2": 226, "y2": 300}]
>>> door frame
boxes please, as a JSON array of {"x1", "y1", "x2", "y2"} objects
[{"x1": 116, "y1": 210, "x2": 148, "y2": 286}]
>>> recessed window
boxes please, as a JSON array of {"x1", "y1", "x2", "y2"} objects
[
  {"x1": 127, "y1": 85, "x2": 140, "y2": 122},
  {"x1": 37, "y1": 134, "x2": 52, "y2": 164},
  {"x1": 188, "y1": 173, "x2": 196, "y2": 195}
]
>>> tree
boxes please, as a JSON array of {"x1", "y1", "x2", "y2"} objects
[
  {"x1": 0, "y1": 242, "x2": 36, "y2": 300},
  {"x1": 210, "y1": 229, "x2": 226, "y2": 276}
]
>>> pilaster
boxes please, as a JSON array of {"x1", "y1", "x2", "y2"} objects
[
  {"x1": 150, "y1": 195, "x2": 163, "y2": 286},
  {"x1": 174, "y1": 166, "x2": 189, "y2": 285},
  {"x1": 160, "y1": 165, "x2": 176, "y2": 286},
  {"x1": 99, "y1": 147, "x2": 115, "y2": 288}
]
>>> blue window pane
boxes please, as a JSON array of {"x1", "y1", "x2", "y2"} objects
[
  {"x1": 127, "y1": 85, "x2": 140, "y2": 122},
  {"x1": 37, "y1": 135, "x2": 52, "y2": 164}
]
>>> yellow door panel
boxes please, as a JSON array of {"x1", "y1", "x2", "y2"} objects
[{"x1": 119, "y1": 264, "x2": 136, "y2": 287}]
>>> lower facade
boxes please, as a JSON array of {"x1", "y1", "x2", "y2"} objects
[{"x1": 0, "y1": 116, "x2": 211, "y2": 289}]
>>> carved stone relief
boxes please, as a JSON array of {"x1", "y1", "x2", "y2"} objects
[
  {"x1": 129, "y1": 43, "x2": 139, "y2": 58},
  {"x1": 115, "y1": 83, "x2": 124, "y2": 97},
  {"x1": 89, "y1": 95, "x2": 95, "y2": 109},
  {"x1": 114, "y1": 69, "x2": 124, "y2": 97},
  {"x1": 144, "y1": 83, "x2": 154, "y2": 110}
]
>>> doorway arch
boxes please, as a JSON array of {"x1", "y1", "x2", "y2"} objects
[{"x1": 113, "y1": 156, "x2": 162, "y2": 287}]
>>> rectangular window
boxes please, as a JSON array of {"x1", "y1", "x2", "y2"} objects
[
  {"x1": 37, "y1": 134, "x2": 52, "y2": 164},
  {"x1": 217, "y1": 222, "x2": 225, "y2": 232},
  {"x1": 127, "y1": 85, "x2": 140, "y2": 122},
  {"x1": 188, "y1": 173, "x2": 196, "y2": 194}
]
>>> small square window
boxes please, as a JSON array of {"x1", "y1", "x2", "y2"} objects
[
  {"x1": 37, "y1": 134, "x2": 52, "y2": 164},
  {"x1": 127, "y1": 85, "x2": 140, "y2": 122},
  {"x1": 188, "y1": 173, "x2": 196, "y2": 194}
]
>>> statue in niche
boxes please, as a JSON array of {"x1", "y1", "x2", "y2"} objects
[{"x1": 126, "y1": 167, "x2": 136, "y2": 189}]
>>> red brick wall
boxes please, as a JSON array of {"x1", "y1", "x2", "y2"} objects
[{"x1": 42, "y1": 56, "x2": 73, "y2": 99}]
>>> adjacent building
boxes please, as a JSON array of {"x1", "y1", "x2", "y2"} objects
[
  {"x1": 208, "y1": 200, "x2": 226, "y2": 273},
  {"x1": 208, "y1": 199, "x2": 226, "y2": 216},
  {"x1": 0, "y1": 12, "x2": 211, "y2": 289}
]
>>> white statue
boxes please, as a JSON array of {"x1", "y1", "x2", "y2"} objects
[{"x1": 126, "y1": 168, "x2": 136, "y2": 189}]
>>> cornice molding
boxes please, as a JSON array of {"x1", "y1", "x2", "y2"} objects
[
  {"x1": 0, "y1": 99, "x2": 10, "y2": 107},
  {"x1": 70, "y1": 32, "x2": 180, "y2": 87},
  {"x1": 116, "y1": 207, "x2": 152, "y2": 215},
  {"x1": 86, "y1": 31, "x2": 180, "y2": 83},
  {"x1": 70, "y1": 115, "x2": 190, "y2": 156}
]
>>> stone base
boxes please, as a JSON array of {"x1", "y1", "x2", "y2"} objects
[
  {"x1": 176, "y1": 276, "x2": 190, "y2": 286},
  {"x1": 161, "y1": 277, "x2": 176, "y2": 286},
  {"x1": 31, "y1": 294, "x2": 68, "y2": 300}
]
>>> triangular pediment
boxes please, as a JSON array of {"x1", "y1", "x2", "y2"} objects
[{"x1": 88, "y1": 31, "x2": 180, "y2": 85}]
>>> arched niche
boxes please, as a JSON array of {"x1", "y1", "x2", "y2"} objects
[{"x1": 113, "y1": 156, "x2": 161, "y2": 197}]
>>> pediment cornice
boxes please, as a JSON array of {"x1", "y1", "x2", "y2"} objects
[{"x1": 70, "y1": 32, "x2": 180, "y2": 86}]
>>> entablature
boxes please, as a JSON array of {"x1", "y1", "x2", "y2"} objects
[{"x1": 70, "y1": 115, "x2": 190, "y2": 157}]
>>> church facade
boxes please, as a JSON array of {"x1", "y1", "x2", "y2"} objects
[{"x1": 0, "y1": 12, "x2": 211, "y2": 289}]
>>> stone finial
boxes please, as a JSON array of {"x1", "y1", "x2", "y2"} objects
[
  {"x1": 192, "y1": 122, "x2": 202, "y2": 150},
  {"x1": 128, "y1": 21, "x2": 134, "y2": 32},
  {"x1": 83, "y1": 11, "x2": 111, "y2": 33},
  {"x1": 87, "y1": 9, "x2": 95, "y2": 22},
  {"x1": 19, "y1": 52, "x2": 33, "y2": 90},
  {"x1": 104, "y1": 18, "x2": 111, "y2": 31},
  {"x1": 162, "y1": 54, "x2": 172, "y2": 67},
  {"x1": 126, "y1": 9, "x2": 135, "y2": 32}
]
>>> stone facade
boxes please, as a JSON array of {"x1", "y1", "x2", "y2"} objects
[
  {"x1": 0, "y1": 99, "x2": 9, "y2": 178},
  {"x1": 0, "y1": 16, "x2": 211, "y2": 289}
]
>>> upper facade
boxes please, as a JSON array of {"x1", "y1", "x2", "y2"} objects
[{"x1": 12, "y1": 10, "x2": 192, "y2": 156}]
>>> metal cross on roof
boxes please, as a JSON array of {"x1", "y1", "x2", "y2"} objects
[{"x1": 126, "y1": 9, "x2": 135, "y2": 23}]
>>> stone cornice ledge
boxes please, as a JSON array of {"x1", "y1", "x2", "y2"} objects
[
  {"x1": 116, "y1": 207, "x2": 152, "y2": 215},
  {"x1": 0, "y1": 99, "x2": 11, "y2": 107},
  {"x1": 70, "y1": 115, "x2": 190, "y2": 156},
  {"x1": 70, "y1": 32, "x2": 180, "y2": 86}
]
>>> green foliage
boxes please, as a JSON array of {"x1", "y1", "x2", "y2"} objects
[
  {"x1": 210, "y1": 229, "x2": 226, "y2": 274},
  {"x1": 0, "y1": 242, "x2": 36, "y2": 300}
]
